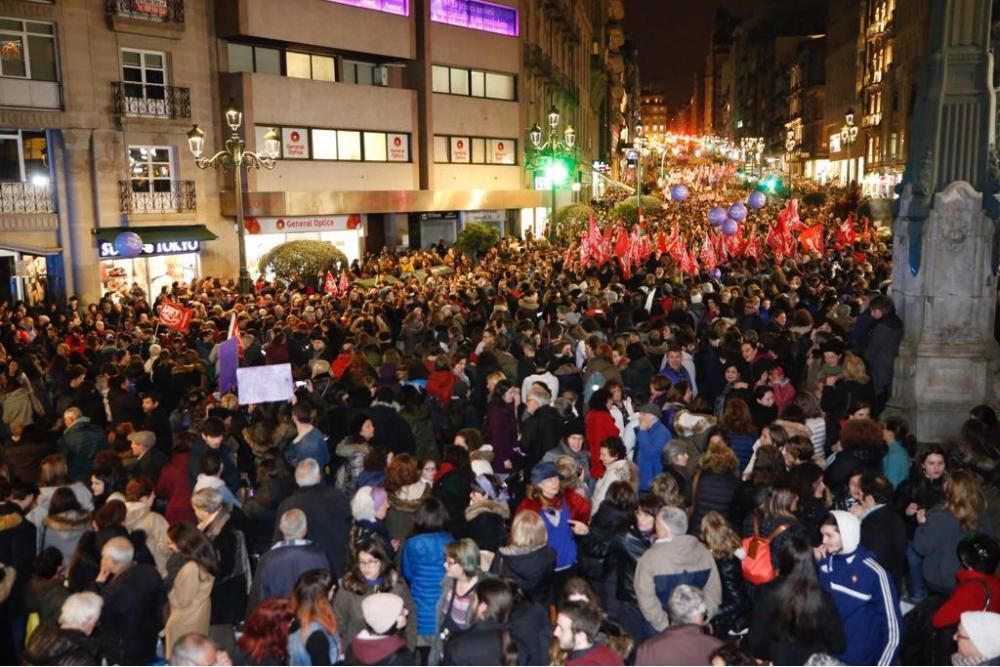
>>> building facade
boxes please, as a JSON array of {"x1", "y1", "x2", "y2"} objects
[
  {"x1": 0, "y1": 0, "x2": 228, "y2": 304},
  {"x1": 785, "y1": 35, "x2": 827, "y2": 180},
  {"x1": 823, "y1": 0, "x2": 864, "y2": 186},
  {"x1": 639, "y1": 84, "x2": 667, "y2": 139}
]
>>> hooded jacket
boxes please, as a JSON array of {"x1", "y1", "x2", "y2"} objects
[
  {"x1": 817, "y1": 510, "x2": 901, "y2": 666},
  {"x1": 463, "y1": 499, "x2": 510, "y2": 554}
]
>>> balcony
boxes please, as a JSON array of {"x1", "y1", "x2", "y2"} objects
[
  {"x1": 107, "y1": 0, "x2": 184, "y2": 23},
  {"x1": 0, "y1": 182, "x2": 55, "y2": 214},
  {"x1": 119, "y1": 181, "x2": 196, "y2": 214},
  {"x1": 113, "y1": 82, "x2": 191, "y2": 120},
  {"x1": 863, "y1": 113, "x2": 882, "y2": 127}
]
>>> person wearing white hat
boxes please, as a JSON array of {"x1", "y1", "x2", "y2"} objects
[
  {"x1": 345, "y1": 592, "x2": 413, "y2": 665},
  {"x1": 955, "y1": 611, "x2": 1000, "y2": 665}
]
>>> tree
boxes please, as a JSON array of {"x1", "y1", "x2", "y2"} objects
[
  {"x1": 454, "y1": 223, "x2": 501, "y2": 259},
  {"x1": 257, "y1": 240, "x2": 348, "y2": 282},
  {"x1": 611, "y1": 195, "x2": 662, "y2": 227},
  {"x1": 553, "y1": 203, "x2": 595, "y2": 242}
]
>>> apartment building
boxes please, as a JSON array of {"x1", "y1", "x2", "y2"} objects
[{"x1": 0, "y1": 0, "x2": 227, "y2": 303}]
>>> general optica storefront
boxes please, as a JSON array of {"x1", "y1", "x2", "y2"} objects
[
  {"x1": 242, "y1": 214, "x2": 366, "y2": 277},
  {"x1": 93, "y1": 225, "x2": 218, "y2": 299}
]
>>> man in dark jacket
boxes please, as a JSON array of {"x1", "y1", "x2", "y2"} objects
[
  {"x1": 127, "y1": 430, "x2": 168, "y2": 483},
  {"x1": 369, "y1": 387, "x2": 416, "y2": 455},
  {"x1": 519, "y1": 386, "x2": 562, "y2": 470},
  {"x1": 247, "y1": 509, "x2": 329, "y2": 613},
  {"x1": 0, "y1": 479, "x2": 37, "y2": 657},
  {"x1": 188, "y1": 417, "x2": 239, "y2": 493},
  {"x1": 106, "y1": 374, "x2": 142, "y2": 427},
  {"x1": 273, "y1": 458, "x2": 351, "y2": 577},
  {"x1": 859, "y1": 472, "x2": 907, "y2": 591},
  {"x1": 621, "y1": 343, "x2": 656, "y2": 395},
  {"x1": 58, "y1": 408, "x2": 106, "y2": 482},
  {"x1": 57, "y1": 366, "x2": 106, "y2": 428},
  {"x1": 91, "y1": 536, "x2": 165, "y2": 666},
  {"x1": 635, "y1": 585, "x2": 722, "y2": 666},
  {"x1": 861, "y1": 295, "x2": 903, "y2": 416},
  {"x1": 140, "y1": 392, "x2": 173, "y2": 455}
]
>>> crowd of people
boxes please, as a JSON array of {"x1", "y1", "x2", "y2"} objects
[{"x1": 2, "y1": 169, "x2": 1000, "y2": 667}]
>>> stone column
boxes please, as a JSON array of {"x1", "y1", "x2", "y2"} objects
[
  {"x1": 888, "y1": 0, "x2": 1000, "y2": 440},
  {"x1": 55, "y1": 128, "x2": 102, "y2": 302}
]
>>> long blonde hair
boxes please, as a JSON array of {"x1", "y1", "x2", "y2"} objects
[
  {"x1": 700, "y1": 512, "x2": 742, "y2": 559},
  {"x1": 842, "y1": 352, "x2": 871, "y2": 384},
  {"x1": 945, "y1": 470, "x2": 986, "y2": 531}
]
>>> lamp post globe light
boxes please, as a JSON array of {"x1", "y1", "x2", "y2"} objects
[
  {"x1": 188, "y1": 107, "x2": 279, "y2": 294},
  {"x1": 526, "y1": 104, "x2": 577, "y2": 241},
  {"x1": 785, "y1": 129, "x2": 796, "y2": 183},
  {"x1": 840, "y1": 107, "x2": 858, "y2": 187}
]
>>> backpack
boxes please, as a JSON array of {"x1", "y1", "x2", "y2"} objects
[{"x1": 740, "y1": 513, "x2": 788, "y2": 585}]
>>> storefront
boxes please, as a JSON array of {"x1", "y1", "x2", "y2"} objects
[
  {"x1": 94, "y1": 225, "x2": 216, "y2": 299},
  {"x1": 243, "y1": 214, "x2": 366, "y2": 277},
  {"x1": 0, "y1": 244, "x2": 63, "y2": 305}
]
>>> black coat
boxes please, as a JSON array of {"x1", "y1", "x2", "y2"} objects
[
  {"x1": 746, "y1": 577, "x2": 845, "y2": 666},
  {"x1": 141, "y1": 407, "x2": 173, "y2": 454},
  {"x1": 862, "y1": 315, "x2": 904, "y2": 394},
  {"x1": 242, "y1": 473, "x2": 293, "y2": 555},
  {"x1": 860, "y1": 504, "x2": 907, "y2": 590},
  {"x1": 689, "y1": 470, "x2": 741, "y2": 532},
  {"x1": 93, "y1": 563, "x2": 166, "y2": 666},
  {"x1": 247, "y1": 542, "x2": 330, "y2": 614},
  {"x1": 433, "y1": 468, "x2": 475, "y2": 537},
  {"x1": 274, "y1": 482, "x2": 351, "y2": 577},
  {"x1": 443, "y1": 620, "x2": 522, "y2": 666},
  {"x1": 0, "y1": 503, "x2": 36, "y2": 617},
  {"x1": 369, "y1": 404, "x2": 416, "y2": 455},
  {"x1": 462, "y1": 500, "x2": 510, "y2": 554},
  {"x1": 605, "y1": 524, "x2": 653, "y2": 604},
  {"x1": 129, "y1": 447, "x2": 168, "y2": 484},
  {"x1": 108, "y1": 388, "x2": 143, "y2": 427},
  {"x1": 209, "y1": 519, "x2": 250, "y2": 625},
  {"x1": 621, "y1": 356, "x2": 656, "y2": 395},
  {"x1": 494, "y1": 546, "x2": 557, "y2": 605},
  {"x1": 709, "y1": 555, "x2": 751, "y2": 639},
  {"x1": 509, "y1": 601, "x2": 551, "y2": 666},
  {"x1": 519, "y1": 405, "x2": 562, "y2": 470}
]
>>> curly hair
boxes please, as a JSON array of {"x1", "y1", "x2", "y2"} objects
[
  {"x1": 945, "y1": 470, "x2": 987, "y2": 532},
  {"x1": 840, "y1": 418, "x2": 884, "y2": 452},
  {"x1": 238, "y1": 598, "x2": 293, "y2": 664},
  {"x1": 700, "y1": 441, "x2": 739, "y2": 476},
  {"x1": 384, "y1": 454, "x2": 420, "y2": 494},
  {"x1": 719, "y1": 398, "x2": 755, "y2": 435}
]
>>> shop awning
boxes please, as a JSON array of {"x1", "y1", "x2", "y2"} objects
[
  {"x1": 92, "y1": 224, "x2": 218, "y2": 243},
  {"x1": 0, "y1": 242, "x2": 62, "y2": 256}
]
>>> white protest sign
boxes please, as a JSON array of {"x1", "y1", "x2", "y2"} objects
[{"x1": 237, "y1": 364, "x2": 295, "y2": 405}]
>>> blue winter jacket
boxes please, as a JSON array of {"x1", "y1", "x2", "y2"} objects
[
  {"x1": 286, "y1": 428, "x2": 330, "y2": 468},
  {"x1": 725, "y1": 431, "x2": 757, "y2": 472},
  {"x1": 400, "y1": 530, "x2": 453, "y2": 636},
  {"x1": 818, "y1": 510, "x2": 902, "y2": 666},
  {"x1": 635, "y1": 420, "x2": 670, "y2": 493}
]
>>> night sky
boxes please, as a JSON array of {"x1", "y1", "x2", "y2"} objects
[{"x1": 624, "y1": 0, "x2": 763, "y2": 109}]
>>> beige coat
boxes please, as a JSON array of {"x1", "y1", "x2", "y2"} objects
[
  {"x1": 124, "y1": 501, "x2": 171, "y2": 577},
  {"x1": 165, "y1": 560, "x2": 214, "y2": 658}
]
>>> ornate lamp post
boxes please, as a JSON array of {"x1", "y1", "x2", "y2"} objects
[
  {"x1": 527, "y1": 104, "x2": 576, "y2": 241},
  {"x1": 187, "y1": 107, "x2": 279, "y2": 294},
  {"x1": 634, "y1": 124, "x2": 644, "y2": 211},
  {"x1": 840, "y1": 108, "x2": 859, "y2": 186},
  {"x1": 785, "y1": 129, "x2": 797, "y2": 183}
]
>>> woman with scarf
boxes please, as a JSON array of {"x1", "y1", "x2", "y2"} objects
[
  {"x1": 332, "y1": 537, "x2": 418, "y2": 657},
  {"x1": 462, "y1": 473, "x2": 510, "y2": 555}
]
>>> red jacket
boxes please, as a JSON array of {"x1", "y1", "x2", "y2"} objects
[
  {"x1": 585, "y1": 409, "x2": 620, "y2": 479},
  {"x1": 154, "y1": 452, "x2": 196, "y2": 525},
  {"x1": 331, "y1": 352, "x2": 352, "y2": 380},
  {"x1": 566, "y1": 643, "x2": 624, "y2": 666},
  {"x1": 933, "y1": 570, "x2": 1000, "y2": 628},
  {"x1": 517, "y1": 488, "x2": 591, "y2": 525},
  {"x1": 426, "y1": 370, "x2": 455, "y2": 406}
]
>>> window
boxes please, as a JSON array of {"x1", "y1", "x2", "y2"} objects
[
  {"x1": 121, "y1": 49, "x2": 166, "y2": 101},
  {"x1": 128, "y1": 146, "x2": 173, "y2": 194},
  {"x1": 435, "y1": 135, "x2": 517, "y2": 164},
  {"x1": 337, "y1": 130, "x2": 362, "y2": 160},
  {"x1": 0, "y1": 18, "x2": 58, "y2": 81},
  {"x1": 286, "y1": 52, "x2": 336, "y2": 82},
  {"x1": 312, "y1": 129, "x2": 338, "y2": 159},
  {"x1": 227, "y1": 43, "x2": 280, "y2": 75},
  {"x1": 432, "y1": 65, "x2": 515, "y2": 100},
  {"x1": 0, "y1": 130, "x2": 46, "y2": 183},
  {"x1": 363, "y1": 132, "x2": 387, "y2": 161},
  {"x1": 343, "y1": 60, "x2": 375, "y2": 85}
]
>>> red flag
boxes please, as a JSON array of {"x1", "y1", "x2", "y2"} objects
[
  {"x1": 324, "y1": 271, "x2": 338, "y2": 296},
  {"x1": 613, "y1": 225, "x2": 629, "y2": 259},
  {"x1": 699, "y1": 233, "x2": 717, "y2": 272},
  {"x1": 159, "y1": 300, "x2": 193, "y2": 333},
  {"x1": 861, "y1": 217, "x2": 872, "y2": 244},
  {"x1": 339, "y1": 271, "x2": 350, "y2": 294},
  {"x1": 778, "y1": 199, "x2": 804, "y2": 232},
  {"x1": 799, "y1": 224, "x2": 824, "y2": 255},
  {"x1": 227, "y1": 312, "x2": 245, "y2": 358},
  {"x1": 836, "y1": 213, "x2": 858, "y2": 249},
  {"x1": 656, "y1": 232, "x2": 667, "y2": 257},
  {"x1": 744, "y1": 234, "x2": 763, "y2": 261},
  {"x1": 680, "y1": 244, "x2": 700, "y2": 276}
]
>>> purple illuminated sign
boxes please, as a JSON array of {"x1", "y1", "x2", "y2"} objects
[
  {"x1": 430, "y1": 0, "x2": 519, "y2": 37},
  {"x1": 325, "y1": 0, "x2": 408, "y2": 16}
]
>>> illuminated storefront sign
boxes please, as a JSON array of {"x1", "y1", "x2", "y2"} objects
[
  {"x1": 325, "y1": 0, "x2": 408, "y2": 15},
  {"x1": 430, "y1": 0, "x2": 518, "y2": 37},
  {"x1": 99, "y1": 240, "x2": 201, "y2": 258}
]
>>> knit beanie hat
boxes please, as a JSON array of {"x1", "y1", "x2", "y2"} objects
[
  {"x1": 362, "y1": 593, "x2": 404, "y2": 635},
  {"x1": 961, "y1": 611, "x2": 1000, "y2": 658}
]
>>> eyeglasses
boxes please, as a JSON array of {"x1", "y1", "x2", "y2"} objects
[{"x1": 358, "y1": 558, "x2": 381, "y2": 568}]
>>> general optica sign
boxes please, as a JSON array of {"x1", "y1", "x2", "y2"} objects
[
  {"x1": 430, "y1": 0, "x2": 519, "y2": 37},
  {"x1": 325, "y1": 0, "x2": 408, "y2": 16}
]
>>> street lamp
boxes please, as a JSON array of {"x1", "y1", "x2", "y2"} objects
[
  {"x1": 785, "y1": 129, "x2": 797, "y2": 184},
  {"x1": 188, "y1": 107, "x2": 279, "y2": 294},
  {"x1": 840, "y1": 108, "x2": 859, "y2": 187},
  {"x1": 526, "y1": 103, "x2": 577, "y2": 241},
  {"x1": 634, "y1": 125, "x2": 645, "y2": 212}
]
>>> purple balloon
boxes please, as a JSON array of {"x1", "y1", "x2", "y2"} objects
[
  {"x1": 710, "y1": 268, "x2": 722, "y2": 280},
  {"x1": 747, "y1": 191, "x2": 767, "y2": 210},
  {"x1": 114, "y1": 231, "x2": 144, "y2": 258},
  {"x1": 670, "y1": 184, "x2": 690, "y2": 202},
  {"x1": 721, "y1": 218, "x2": 739, "y2": 237},
  {"x1": 728, "y1": 202, "x2": 748, "y2": 222},
  {"x1": 708, "y1": 207, "x2": 728, "y2": 226}
]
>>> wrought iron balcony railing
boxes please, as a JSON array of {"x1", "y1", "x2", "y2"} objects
[
  {"x1": 113, "y1": 82, "x2": 191, "y2": 119},
  {"x1": 119, "y1": 180, "x2": 196, "y2": 214},
  {"x1": 107, "y1": 0, "x2": 184, "y2": 23},
  {"x1": 0, "y1": 182, "x2": 56, "y2": 214}
]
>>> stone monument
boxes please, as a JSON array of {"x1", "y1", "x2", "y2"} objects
[{"x1": 889, "y1": 0, "x2": 1000, "y2": 441}]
